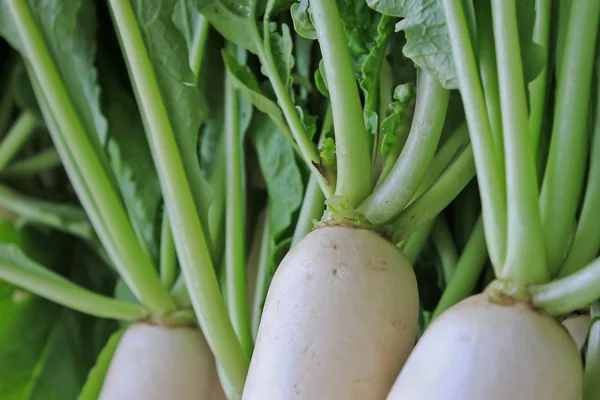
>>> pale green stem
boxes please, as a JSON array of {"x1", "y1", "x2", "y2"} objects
[
  {"x1": 0, "y1": 261, "x2": 148, "y2": 320},
  {"x1": 1, "y1": 147, "x2": 61, "y2": 177},
  {"x1": 0, "y1": 111, "x2": 38, "y2": 171},
  {"x1": 9, "y1": 0, "x2": 174, "y2": 314},
  {"x1": 492, "y1": 0, "x2": 547, "y2": 284},
  {"x1": 108, "y1": 0, "x2": 249, "y2": 391},
  {"x1": 159, "y1": 209, "x2": 177, "y2": 290},
  {"x1": 442, "y1": 0, "x2": 507, "y2": 272},
  {"x1": 310, "y1": 0, "x2": 372, "y2": 206}
]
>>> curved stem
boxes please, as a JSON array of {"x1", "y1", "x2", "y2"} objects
[
  {"x1": 252, "y1": 31, "x2": 334, "y2": 199},
  {"x1": 476, "y1": 1, "x2": 504, "y2": 175},
  {"x1": 584, "y1": 302, "x2": 600, "y2": 400},
  {"x1": 442, "y1": 0, "x2": 507, "y2": 270},
  {"x1": 108, "y1": 0, "x2": 249, "y2": 392},
  {"x1": 310, "y1": 0, "x2": 372, "y2": 206},
  {"x1": 559, "y1": 58, "x2": 600, "y2": 278},
  {"x1": 530, "y1": 255, "x2": 600, "y2": 316},
  {"x1": 190, "y1": 14, "x2": 210, "y2": 79},
  {"x1": 0, "y1": 261, "x2": 148, "y2": 320},
  {"x1": 0, "y1": 111, "x2": 38, "y2": 171},
  {"x1": 358, "y1": 73, "x2": 449, "y2": 224},
  {"x1": 412, "y1": 121, "x2": 469, "y2": 201},
  {"x1": 1, "y1": 147, "x2": 61, "y2": 177},
  {"x1": 528, "y1": 0, "x2": 552, "y2": 152},
  {"x1": 432, "y1": 215, "x2": 459, "y2": 285},
  {"x1": 390, "y1": 145, "x2": 475, "y2": 244},
  {"x1": 432, "y1": 217, "x2": 487, "y2": 319},
  {"x1": 9, "y1": 0, "x2": 175, "y2": 314},
  {"x1": 159, "y1": 209, "x2": 177, "y2": 289},
  {"x1": 291, "y1": 175, "x2": 324, "y2": 246},
  {"x1": 539, "y1": 0, "x2": 600, "y2": 276},
  {"x1": 251, "y1": 208, "x2": 271, "y2": 339},
  {"x1": 224, "y1": 52, "x2": 253, "y2": 357},
  {"x1": 492, "y1": 0, "x2": 547, "y2": 284},
  {"x1": 400, "y1": 218, "x2": 436, "y2": 265}
]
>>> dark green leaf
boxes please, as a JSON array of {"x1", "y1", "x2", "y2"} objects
[
  {"x1": 249, "y1": 113, "x2": 303, "y2": 242},
  {"x1": 10, "y1": 62, "x2": 41, "y2": 118},
  {"x1": 263, "y1": 23, "x2": 295, "y2": 97},
  {"x1": 515, "y1": 0, "x2": 545, "y2": 83}
]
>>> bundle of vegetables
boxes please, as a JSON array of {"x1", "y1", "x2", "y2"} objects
[{"x1": 1, "y1": 0, "x2": 600, "y2": 399}]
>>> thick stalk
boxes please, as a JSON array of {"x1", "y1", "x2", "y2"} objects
[
  {"x1": 1, "y1": 148, "x2": 61, "y2": 177},
  {"x1": 190, "y1": 15, "x2": 210, "y2": 79},
  {"x1": 0, "y1": 261, "x2": 148, "y2": 320},
  {"x1": 0, "y1": 111, "x2": 38, "y2": 171},
  {"x1": 224, "y1": 54, "x2": 253, "y2": 357},
  {"x1": 9, "y1": 0, "x2": 175, "y2": 314},
  {"x1": 432, "y1": 217, "x2": 487, "y2": 319},
  {"x1": 528, "y1": 0, "x2": 552, "y2": 152},
  {"x1": 108, "y1": 0, "x2": 249, "y2": 392},
  {"x1": 555, "y1": 0, "x2": 573, "y2": 79},
  {"x1": 442, "y1": 0, "x2": 507, "y2": 270},
  {"x1": 432, "y1": 215, "x2": 459, "y2": 285},
  {"x1": 159, "y1": 209, "x2": 176, "y2": 289},
  {"x1": 559, "y1": 60, "x2": 600, "y2": 278},
  {"x1": 401, "y1": 218, "x2": 436, "y2": 264},
  {"x1": 492, "y1": 0, "x2": 547, "y2": 284},
  {"x1": 530, "y1": 255, "x2": 600, "y2": 315},
  {"x1": 390, "y1": 145, "x2": 475, "y2": 243},
  {"x1": 358, "y1": 74, "x2": 449, "y2": 224},
  {"x1": 540, "y1": 0, "x2": 600, "y2": 275},
  {"x1": 310, "y1": 0, "x2": 372, "y2": 206},
  {"x1": 584, "y1": 302, "x2": 600, "y2": 400},
  {"x1": 412, "y1": 121, "x2": 470, "y2": 200},
  {"x1": 476, "y1": 1, "x2": 504, "y2": 173}
]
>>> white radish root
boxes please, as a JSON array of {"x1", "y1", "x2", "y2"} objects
[
  {"x1": 99, "y1": 322, "x2": 217, "y2": 400},
  {"x1": 386, "y1": 293, "x2": 582, "y2": 400},
  {"x1": 243, "y1": 225, "x2": 419, "y2": 400}
]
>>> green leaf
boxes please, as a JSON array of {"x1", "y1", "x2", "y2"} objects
[
  {"x1": 249, "y1": 113, "x2": 304, "y2": 242},
  {"x1": 291, "y1": 0, "x2": 317, "y2": 40},
  {"x1": 222, "y1": 51, "x2": 290, "y2": 136},
  {"x1": 314, "y1": 59, "x2": 329, "y2": 97},
  {"x1": 77, "y1": 328, "x2": 125, "y2": 400},
  {"x1": 368, "y1": 0, "x2": 458, "y2": 90},
  {"x1": 98, "y1": 64, "x2": 161, "y2": 260},
  {"x1": 194, "y1": 0, "x2": 259, "y2": 53},
  {"x1": 262, "y1": 23, "x2": 295, "y2": 97},
  {"x1": 130, "y1": 0, "x2": 213, "y2": 233},
  {"x1": 359, "y1": 15, "x2": 395, "y2": 136},
  {"x1": 380, "y1": 83, "x2": 417, "y2": 156},
  {"x1": 337, "y1": 0, "x2": 382, "y2": 77},
  {"x1": 0, "y1": 0, "x2": 109, "y2": 146},
  {"x1": 319, "y1": 135, "x2": 337, "y2": 186}
]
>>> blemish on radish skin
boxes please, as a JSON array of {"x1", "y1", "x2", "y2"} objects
[
  {"x1": 391, "y1": 320, "x2": 405, "y2": 330},
  {"x1": 332, "y1": 268, "x2": 338, "y2": 276}
]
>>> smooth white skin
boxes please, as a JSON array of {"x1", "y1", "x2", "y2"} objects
[
  {"x1": 563, "y1": 314, "x2": 591, "y2": 350},
  {"x1": 243, "y1": 226, "x2": 419, "y2": 400},
  {"x1": 387, "y1": 294, "x2": 583, "y2": 400},
  {"x1": 99, "y1": 323, "x2": 217, "y2": 400}
]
